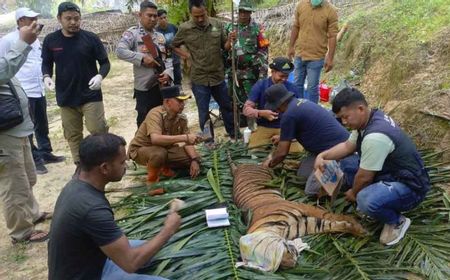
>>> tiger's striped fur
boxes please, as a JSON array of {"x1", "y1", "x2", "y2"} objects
[{"x1": 232, "y1": 164, "x2": 366, "y2": 237}]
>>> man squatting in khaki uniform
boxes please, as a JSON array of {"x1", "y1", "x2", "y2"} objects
[{"x1": 128, "y1": 86, "x2": 202, "y2": 184}]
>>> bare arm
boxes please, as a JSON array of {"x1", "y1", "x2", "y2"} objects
[
  {"x1": 101, "y1": 212, "x2": 180, "y2": 273},
  {"x1": 287, "y1": 25, "x2": 299, "y2": 60},
  {"x1": 150, "y1": 133, "x2": 200, "y2": 146},
  {"x1": 184, "y1": 145, "x2": 201, "y2": 178},
  {"x1": 263, "y1": 140, "x2": 291, "y2": 168},
  {"x1": 324, "y1": 35, "x2": 337, "y2": 72},
  {"x1": 172, "y1": 47, "x2": 190, "y2": 60},
  {"x1": 243, "y1": 100, "x2": 258, "y2": 118}
]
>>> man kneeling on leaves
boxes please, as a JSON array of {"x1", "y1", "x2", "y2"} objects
[{"x1": 128, "y1": 86, "x2": 202, "y2": 184}]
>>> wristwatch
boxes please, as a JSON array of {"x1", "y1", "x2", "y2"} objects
[{"x1": 190, "y1": 157, "x2": 201, "y2": 164}]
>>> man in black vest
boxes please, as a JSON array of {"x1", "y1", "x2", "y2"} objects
[{"x1": 314, "y1": 87, "x2": 430, "y2": 246}]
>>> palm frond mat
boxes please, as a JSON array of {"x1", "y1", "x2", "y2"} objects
[{"x1": 112, "y1": 142, "x2": 450, "y2": 280}]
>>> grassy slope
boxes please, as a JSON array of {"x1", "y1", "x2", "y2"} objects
[{"x1": 326, "y1": 0, "x2": 450, "y2": 149}]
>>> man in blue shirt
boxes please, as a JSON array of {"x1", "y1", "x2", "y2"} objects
[
  {"x1": 243, "y1": 57, "x2": 302, "y2": 152},
  {"x1": 156, "y1": 9, "x2": 182, "y2": 85},
  {"x1": 262, "y1": 84, "x2": 358, "y2": 195}
]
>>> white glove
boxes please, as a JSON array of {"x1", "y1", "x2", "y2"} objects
[
  {"x1": 88, "y1": 74, "x2": 103, "y2": 90},
  {"x1": 43, "y1": 76, "x2": 55, "y2": 91}
]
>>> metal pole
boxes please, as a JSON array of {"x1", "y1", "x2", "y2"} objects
[{"x1": 231, "y1": 1, "x2": 240, "y2": 139}]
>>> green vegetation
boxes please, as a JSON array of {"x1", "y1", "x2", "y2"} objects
[
  {"x1": 358, "y1": 0, "x2": 450, "y2": 43},
  {"x1": 114, "y1": 142, "x2": 450, "y2": 279},
  {"x1": 331, "y1": 0, "x2": 450, "y2": 87}
]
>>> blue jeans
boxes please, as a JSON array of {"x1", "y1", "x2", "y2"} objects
[
  {"x1": 356, "y1": 181, "x2": 425, "y2": 224},
  {"x1": 191, "y1": 81, "x2": 235, "y2": 138},
  {"x1": 293, "y1": 57, "x2": 324, "y2": 103},
  {"x1": 173, "y1": 63, "x2": 182, "y2": 85},
  {"x1": 102, "y1": 240, "x2": 167, "y2": 280}
]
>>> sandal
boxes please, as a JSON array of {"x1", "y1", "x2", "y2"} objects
[
  {"x1": 33, "y1": 211, "x2": 53, "y2": 225},
  {"x1": 12, "y1": 230, "x2": 49, "y2": 244}
]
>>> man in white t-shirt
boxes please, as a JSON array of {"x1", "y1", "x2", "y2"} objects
[{"x1": 0, "y1": 7, "x2": 65, "y2": 174}]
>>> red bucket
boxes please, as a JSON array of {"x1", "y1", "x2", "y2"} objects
[{"x1": 319, "y1": 83, "x2": 331, "y2": 102}]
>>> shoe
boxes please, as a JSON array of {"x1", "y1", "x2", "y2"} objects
[
  {"x1": 12, "y1": 230, "x2": 49, "y2": 244},
  {"x1": 161, "y1": 166, "x2": 176, "y2": 177},
  {"x1": 35, "y1": 163, "x2": 48, "y2": 175},
  {"x1": 380, "y1": 215, "x2": 411, "y2": 246},
  {"x1": 42, "y1": 153, "x2": 65, "y2": 164},
  {"x1": 147, "y1": 165, "x2": 160, "y2": 184}
]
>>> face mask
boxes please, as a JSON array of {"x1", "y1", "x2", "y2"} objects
[{"x1": 311, "y1": 0, "x2": 323, "y2": 8}]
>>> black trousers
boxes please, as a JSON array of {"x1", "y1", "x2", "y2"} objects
[
  {"x1": 28, "y1": 96, "x2": 53, "y2": 163},
  {"x1": 134, "y1": 85, "x2": 163, "y2": 128}
]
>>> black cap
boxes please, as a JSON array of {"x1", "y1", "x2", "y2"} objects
[
  {"x1": 269, "y1": 57, "x2": 294, "y2": 74},
  {"x1": 157, "y1": 9, "x2": 167, "y2": 17},
  {"x1": 264, "y1": 84, "x2": 294, "y2": 111},
  {"x1": 58, "y1": 2, "x2": 81, "y2": 16},
  {"x1": 161, "y1": 86, "x2": 191, "y2": 100}
]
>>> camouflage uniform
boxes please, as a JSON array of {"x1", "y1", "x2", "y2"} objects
[{"x1": 225, "y1": 2, "x2": 269, "y2": 126}]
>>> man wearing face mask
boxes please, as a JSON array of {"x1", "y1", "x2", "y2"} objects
[
  {"x1": 117, "y1": 1, "x2": 174, "y2": 128},
  {"x1": 172, "y1": 0, "x2": 236, "y2": 141},
  {"x1": 224, "y1": 0, "x2": 269, "y2": 128},
  {"x1": 41, "y1": 2, "x2": 110, "y2": 166},
  {"x1": 243, "y1": 57, "x2": 302, "y2": 152},
  {"x1": 287, "y1": 0, "x2": 338, "y2": 104}
]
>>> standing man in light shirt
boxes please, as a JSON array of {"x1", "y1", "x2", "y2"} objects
[
  {"x1": 0, "y1": 7, "x2": 65, "y2": 175},
  {"x1": 287, "y1": 0, "x2": 338, "y2": 103},
  {"x1": 117, "y1": 1, "x2": 174, "y2": 128},
  {"x1": 0, "y1": 20, "x2": 50, "y2": 244}
]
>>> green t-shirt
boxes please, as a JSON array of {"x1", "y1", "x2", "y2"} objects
[{"x1": 349, "y1": 130, "x2": 395, "y2": 171}]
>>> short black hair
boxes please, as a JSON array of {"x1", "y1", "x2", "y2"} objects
[
  {"x1": 140, "y1": 0, "x2": 157, "y2": 12},
  {"x1": 79, "y1": 133, "x2": 127, "y2": 171},
  {"x1": 332, "y1": 87, "x2": 368, "y2": 114},
  {"x1": 189, "y1": 0, "x2": 206, "y2": 11},
  {"x1": 157, "y1": 9, "x2": 167, "y2": 17}
]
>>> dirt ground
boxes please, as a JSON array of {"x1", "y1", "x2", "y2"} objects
[{"x1": 0, "y1": 59, "x2": 207, "y2": 279}]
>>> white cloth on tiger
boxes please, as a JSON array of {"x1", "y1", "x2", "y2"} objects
[{"x1": 235, "y1": 230, "x2": 310, "y2": 272}]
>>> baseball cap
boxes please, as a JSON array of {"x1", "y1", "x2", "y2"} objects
[
  {"x1": 15, "y1": 8, "x2": 40, "y2": 21},
  {"x1": 238, "y1": 0, "x2": 254, "y2": 12},
  {"x1": 161, "y1": 86, "x2": 191, "y2": 100},
  {"x1": 264, "y1": 84, "x2": 294, "y2": 111},
  {"x1": 58, "y1": 2, "x2": 81, "y2": 16},
  {"x1": 269, "y1": 57, "x2": 294, "y2": 74}
]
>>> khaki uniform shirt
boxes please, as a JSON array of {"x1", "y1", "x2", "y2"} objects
[
  {"x1": 116, "y1": 24, "x2": 173, "y2": 91},
  {"x1": 293, "y1": 0, "x2": 338, "y2": 60},
  {"x1": 172, "y1": 18, "x2": 227, "y2": 86},
  {"x1": 129, "y1": 105, "x2": 189, "y2": 157},
  {"x1": 0, "y1": 39, "x2": 34, "y2": 138}
]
